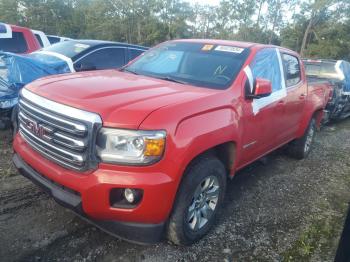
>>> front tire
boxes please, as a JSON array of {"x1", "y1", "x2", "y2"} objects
[
  {"x1": 287, "y1": 118, "x2": 316, "y2": 160},
  {"x1": 166, "y1": 156, "x2": 227, "y2": 245}
]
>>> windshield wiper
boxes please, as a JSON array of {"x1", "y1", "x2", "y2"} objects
[
  {"x1": 119, "y1": 67, "x2": 139, "y2": 75},
  {"x1": 155, "y1": 76, "x2": 188, "y2": 85}
]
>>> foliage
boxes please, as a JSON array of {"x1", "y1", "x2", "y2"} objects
[{"x1": 0, "y1": 0, "x2": 349, "y2": 60}]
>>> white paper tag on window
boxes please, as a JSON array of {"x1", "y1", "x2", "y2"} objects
[{"x1": 215, "y1": 45, "x2": 244, "y2": 53}]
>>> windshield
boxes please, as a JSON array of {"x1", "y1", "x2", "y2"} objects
[
  {"x1": 124, "y1": 42, "x2": 250, "y2": 89},
  {"x1": 304, "y1": 61, "x2": 341, "y2": 80},
  {"x1": 41, "y1": 41, "x2": 90, "y2": 58}
]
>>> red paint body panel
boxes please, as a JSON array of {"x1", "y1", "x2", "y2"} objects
[
  {"x1": 13, "y1": 39, "x2": 331, "y2": 227},
  {"x1": 10, "y1": 24, "x2": 41, "y2": 53}
]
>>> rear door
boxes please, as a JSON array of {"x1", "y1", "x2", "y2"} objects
[{"x1": 281, "y1": 53, "x2": 306, "y2": 138}]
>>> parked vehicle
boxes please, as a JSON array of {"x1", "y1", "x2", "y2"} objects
[
  {"x1": 303, "y1": 59, "x2": 350, "y2": 121},
  {"x1": 31, "y1": 29, "x2": 51, "y2": 48},
  {"x1": 0, "y1": 23, "x2": 41, "y2": 54},
  {"x1": 13, "y1": 39, "x2": 330, "y2": 245},
  {"x1": 0, "y1": 40, "x2": 148, "y2": 129},
  {"x1": 47, "y1": 35, "x2": 72, "y2": 44}
]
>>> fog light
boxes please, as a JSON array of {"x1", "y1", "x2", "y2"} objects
[{"x1": 124, "y1": 188, "x2": 136, "y2": 203}]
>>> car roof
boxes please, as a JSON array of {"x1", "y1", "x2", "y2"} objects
[
  {"x1": 8, "y1": 24, "x2": 32, "y2": 33},
  {"x1": 172, "y1": 39, "x2": 257, "y2": 48},
  {"x1": 71, "y1": 39, "x2": 148, "y2": 50},
  {"x1": 170, "y1": 39, "x2": 301, "y2": 57}
]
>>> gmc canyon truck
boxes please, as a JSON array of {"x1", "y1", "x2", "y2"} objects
[
  {"x1": 303, "y1": 59, "x2": 350, "y2": 122},
  {"x1": 13, "y1": 40, "x2": 330, "y2": 245}
]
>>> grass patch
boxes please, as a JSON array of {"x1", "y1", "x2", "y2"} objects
[{"x1": 282, "y1": 215, "x2": 342, "y2": 262}]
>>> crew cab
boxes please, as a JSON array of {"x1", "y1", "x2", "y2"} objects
[
  {"x1": 303, "y1": 59, "x2": 350, "y2": 121},
  {"x1": 13, "y1": 40, "x2": 330, "y2": 245},
  {"x1": 0, "y1": 23, "x2": 41, "y2": 53}
]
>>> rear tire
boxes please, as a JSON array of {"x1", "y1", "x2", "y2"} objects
[
  {"x1": 287, "y1": 118, "x2": 316, "y2": 160},
  {"x1": 166, "y1": 156, "x2": 227, "y2": 245}
]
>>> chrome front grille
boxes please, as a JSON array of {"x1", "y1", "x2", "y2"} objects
[{"x1": 18, "y1": 88, "x2": 102, "y2": 171}]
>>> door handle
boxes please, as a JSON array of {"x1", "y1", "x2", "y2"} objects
[{"x1": 299, "y1": 94, "x2": 306, "y2": 99}]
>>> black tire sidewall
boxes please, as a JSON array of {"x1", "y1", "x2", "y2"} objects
[
  {"x1": 303, "y1": 118, "x2": 316, "y2": 156},
  {"x1": 167, "y1": 156, "x2": 227, "y2": 245}
]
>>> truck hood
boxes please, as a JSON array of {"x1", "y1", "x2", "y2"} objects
[{"x1": 26, "y1": 70, "x2": 215, "y2": 128}]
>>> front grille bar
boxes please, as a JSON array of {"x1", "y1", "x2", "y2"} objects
[
  {"x1": 18, "y1": 88, "x2": 102, "y2": 171},
  {"x1": 19, "y1": 123, "x2": 85, "y2": 166},
  {"x1": 19, "y1": 99, "x2": 86, "y2": 136}
]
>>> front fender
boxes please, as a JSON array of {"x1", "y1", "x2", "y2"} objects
[{"x1": 173, "y1": 106, "x2": 239, "y2": 176}]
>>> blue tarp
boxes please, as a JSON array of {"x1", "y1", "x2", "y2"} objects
[
  {"x1": 0, "y1": 51, "x2": 71, "y2": 108},
  {"x1": 339, "y1": 60, "x2": 350, "y2": 93},
  {"x1": 250, "y1": 48, "x2": 282, "y2": 92}
]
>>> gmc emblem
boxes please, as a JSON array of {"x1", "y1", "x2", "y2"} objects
[{"x1": 25, "y1": 119, "x2": 50, "y2": 140}]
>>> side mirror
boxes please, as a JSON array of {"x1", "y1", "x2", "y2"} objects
[
  {"x1": 75, "y1": 63, "x2": 96, "y2": 72},
  {"x1": 246, "y1": 78, "x2": 272, "y2": 99}
]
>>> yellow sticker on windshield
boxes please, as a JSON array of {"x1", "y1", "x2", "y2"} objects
[{"x1": 202, "y1": 44, "x2": 214, "y2": 51}]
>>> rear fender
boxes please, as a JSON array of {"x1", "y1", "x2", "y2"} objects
[{"x1": 296, "y1": 105, "x2": 323, "y2": 137}]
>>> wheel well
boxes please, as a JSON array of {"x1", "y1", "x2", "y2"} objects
[
  {"x1": 313, "y1": 109, "x2": 324, "y2": 128},
  {"x1": 186, "y1": 142, "x2": 236, "y2": 176}
]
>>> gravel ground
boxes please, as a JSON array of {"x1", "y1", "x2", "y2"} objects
[{"x1": 0, "y1": 119, "x2": 350, "y2": 262}]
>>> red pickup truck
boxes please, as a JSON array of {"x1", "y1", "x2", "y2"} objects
[
  {"x1": 0, "y1": 23, "x2": 41, "y2": 54},
  {"x1": 13, "y1": 39, "x2": 331, "y2": 245}
]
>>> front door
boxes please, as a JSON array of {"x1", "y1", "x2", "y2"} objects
[{"x1": 238, "y1": 48, "x2": 287, "y2": 167}]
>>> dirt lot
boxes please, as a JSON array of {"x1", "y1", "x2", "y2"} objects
[{"x1": 1, "y1": 119, "x2": 350, "y2": 262}]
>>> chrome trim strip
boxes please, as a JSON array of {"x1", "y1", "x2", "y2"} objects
[
  {"x1": 19, "y1": 100, "x2": 86, "y2": 136},
  {"x1": 19, "y1": 110, "x2": 86, "y2": 151},
  {"x1": 20, "y1": 123, "x2": 84, "y2": 165},
  {"x1": 21, "y1": 88, "x2": 102, "y2": 124},
  {"x1": 74, "y1": 46, "x2": 126, "y2": 64},
  {"x1": 19, "y1": 130, "x2": 85, "y2": 171},
  {"x1": 128, "y1": 47, "x2": 147, "y2": 51},
  {"x1": 53, "y1": 132, "x2": 86, "y2": 151}
]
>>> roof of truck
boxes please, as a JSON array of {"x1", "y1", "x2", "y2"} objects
[{"x1": 171, "y1": 39, "x2": 300, "y2": 57}]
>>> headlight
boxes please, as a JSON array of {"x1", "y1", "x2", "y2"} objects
[{"x1": 96, "y1": 128, "x2": 166, "y2": 165}]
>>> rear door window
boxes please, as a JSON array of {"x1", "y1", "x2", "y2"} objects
[
  {"x1": 282, "y1": 54, "x2": 301, "y2": 87},
  {"x1": 75, "y1": 47, "x2": 126, "y2": 70},
  {"x1": 34, "y1": 34, "x2": 44, "y2": 47},
  {"x1": 0, "y1": 32, "x2": 28, "y2": 53},
  {"x1": 128, "y1": 48, "x2": 145, "y2": 61}
]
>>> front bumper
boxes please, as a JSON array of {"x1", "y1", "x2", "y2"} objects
[
  {"x1": 13, "y1": 134, "x2": 180, "y2": 244},
  {"x1": 13, "y1": 153, "x2": 165, "y2": 244}
]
